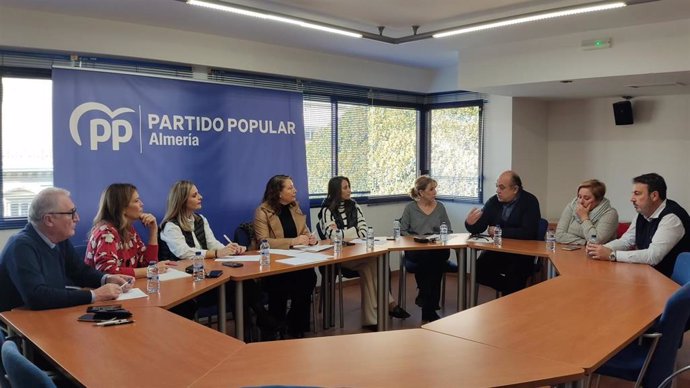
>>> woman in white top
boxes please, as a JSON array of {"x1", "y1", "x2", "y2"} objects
[
  {"x1": 316, "y1": 176, "x2": 409, "y2": 330},
  {"x1": 159, "y1": 180, "x2": 278, "y2": 338}
]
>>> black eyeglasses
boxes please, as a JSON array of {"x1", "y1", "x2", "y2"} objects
[{"x1": 47, "y1": 208, "x2": 78, "y2": 220}]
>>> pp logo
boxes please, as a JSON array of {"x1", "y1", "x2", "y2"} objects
[{"x1": 69, "y1": 102, "x2": 135, "y2": 150}]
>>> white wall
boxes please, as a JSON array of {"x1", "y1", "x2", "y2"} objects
[
  {"x1": 545, "y1": 94, "x2": 690, "y2": 222},
  {"x1": 0, "y1": 6, "x2": 434, "y2": 93},
  {"x1": 457, "y1": 18, "x2": 690, "y2": 92},
  {"x1": 512, "y1": 98, "x2": 549, "y2": 211}
]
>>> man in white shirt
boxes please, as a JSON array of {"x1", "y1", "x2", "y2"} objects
[{"x1": 587, "y1": 173, "x2": 690, "y2": 277}]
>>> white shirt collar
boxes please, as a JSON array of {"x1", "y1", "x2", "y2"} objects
[
  {"x1": 645, "y1": 199, "x2": 667, "y2": 221},
  {"x1": 33, "y1": 224, "x2": 57, "y2": 249}
]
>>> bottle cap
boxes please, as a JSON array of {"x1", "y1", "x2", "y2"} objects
[{"x1": 195, "y1": 251, "x2": 202, "y2": 255}]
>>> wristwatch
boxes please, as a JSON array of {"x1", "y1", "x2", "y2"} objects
[{"x1": 609, "y1": 251, "x2": 617, "y2": 262}]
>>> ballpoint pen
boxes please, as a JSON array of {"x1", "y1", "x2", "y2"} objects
[
  {"x1": 223, "y1": 234, "x2": 233, "y2": 244},
  {"x1": 95, "y1": 319, "x2": 134, "y2": 327}
]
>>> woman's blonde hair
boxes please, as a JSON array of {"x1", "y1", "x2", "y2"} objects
[
  {"x1": 162, "y1": 180, "x2": 196, "y2": 231},
  {"x1": 577, "y1": 179, "x2": 606, "y2": 201},
  {"x1": 409, "y1": 175, "x2": 437, "y2": 200}
]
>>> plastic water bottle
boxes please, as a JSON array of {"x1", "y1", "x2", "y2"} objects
[
  {"x1": 146, "y1": 261, "x2": 159, "y2": 293},
  {"x1": 440, "y1": 222, "x2": 448, "y2": 244},
  {"x1": 366, "y1": 226, "x2": 375, "y2": 250},
  {"x1": 546, "y1": 230, "x2": 556, "y2": 252},
  {"x1": 193, "y1": 250, "x2": 204, "y2": 282},
  {"x1": 333, "y1": 229, "x2": 343, "y2": 256},
  {"x1": 260, "y1": 239, "x2": 271, "y2": 268},
  {"x1": 493, "y1": 225, "x2": 502, "y2": 247},
  {"x1": 587, "y1": 234, "x2": 597, "y2": 257},
  {"x1": 393, "y1": 220, "x2": 401, "y2": 241}
]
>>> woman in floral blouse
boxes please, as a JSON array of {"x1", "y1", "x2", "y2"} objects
[{"x1": 85, "y1": 183, "x2": 170, "y2": 278}]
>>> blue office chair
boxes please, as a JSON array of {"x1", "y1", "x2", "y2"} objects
[
  {"x1": 672, "y1": 252, "x2": 690, "y2": 285},
  {"x1": 594, "y1": 282, "x2": 690, "y2": 388},
  {"x1": 1, "y1": 341, "x2": 56, "y2": 388},
  {"x1": 0, "y1": 330, "x2": 10, "y2": 388}
]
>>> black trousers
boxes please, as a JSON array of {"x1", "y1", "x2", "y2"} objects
[
  {"x1": 264, "y1": 268, "x2": 317, "y2": 333},
  {"x1": 476, "y1": 251, "x2": 534, "y2": 295},
  {"x1": 405, "y1": 249, "x2": 450, "y2": 316}
]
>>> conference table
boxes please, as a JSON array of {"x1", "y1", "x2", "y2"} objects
[
  {"x1": 0, "y1": 306, "x2": 244, "y2": 387},
  {"x1": 0, "y1": 237, "x2": 679, "y2": 387},
  {"x1": 189, "y1": 329, "x2": 583, "y2": 388}
]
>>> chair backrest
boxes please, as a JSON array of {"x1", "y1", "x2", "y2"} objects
[
  {"x1": 234, "y1": 222, "x2": 256, "y2": 251},
  {"x1": 538, "y1": 218, "x2": 548, "y2": 241},
  {"x1": 617, "y1": 222, "x2": 631, "y2": 239},
  {"x1": 672, "y1": 252, "x2": 690, "y2": 285},
  {"x1": 0, "y1": 330, "x2": 9, "y2": 388},
  {"x1": 1, "y1": 341, "x2": 56, "y2": 388},
  {"x1": 643, "y1": 282, "x2": 690, "y2": 387}
]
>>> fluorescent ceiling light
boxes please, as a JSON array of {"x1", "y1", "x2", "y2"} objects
[
  {"x1": 187, "y1": 0, "x2": 363, "y2": 38},
  {"x1": 433, "y1": 2, "x2": 626, "y2": 38}
]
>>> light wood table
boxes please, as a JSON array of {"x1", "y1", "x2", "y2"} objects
[
  {"x1": 423, "y1": 275, "x2": 678, "y2": 374},
  {"x1": 190, "y1": 329, "x2": 583, "y2": 388},
  {"x1": 204, "y1": 243, "x2": 390, "y2": 337},
  {"x1": 0, "y1": 306, "x2": 244, "y2": 387}
]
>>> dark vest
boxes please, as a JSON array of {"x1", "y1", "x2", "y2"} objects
[
  {"x1": 158, "y1": 215, "x2": 207, "y2": 261},
  {"x1": 635, "y1": 199, "x2": 690, "y2": 277}
]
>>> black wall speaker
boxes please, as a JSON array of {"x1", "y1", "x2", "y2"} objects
[{"x1": 613, "y1": 100, "x2": 634, "y2": 125}]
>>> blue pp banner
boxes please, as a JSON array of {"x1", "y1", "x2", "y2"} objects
[{"x1": 53, "y1": 68, "x2": 309, "y2": 244}]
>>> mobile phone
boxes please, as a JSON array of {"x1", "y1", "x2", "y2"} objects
[
  {"x1": 222, "y1": 262, "x2": 244, "y2": 268},
  {"x1": 206, "y1": 270, "x2": 223, "y2": 278},
  {"x1": 562, "y1": 245, "x2": 582, "y2": 251}
]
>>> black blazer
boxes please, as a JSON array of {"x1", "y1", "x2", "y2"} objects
[{"x1": 465, "y1": 190, "x2": 541, "y2": 240}]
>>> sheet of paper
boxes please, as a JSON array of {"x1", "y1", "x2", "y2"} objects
[
  {"x1": 269, "y1": 249, "x2": 302, "y2": 256},
  {"x1": 215, "y1": 255, "x2": 262, "y2": 262},
  {"x1": 116, "y1": 288, "x2": 148, "y2": 301},
  {"x1": 351, "y1": 238, "x2": 387, "y2": 245},
  {"x1": 294, "y1": 244, "x2": 333, "y2": 252},
  {"x1": 276, "y1": 253, "x2": 332, "y2": 266},
  {"x1": 158, "y1": 268, "x2": 191, "y2": 282}
]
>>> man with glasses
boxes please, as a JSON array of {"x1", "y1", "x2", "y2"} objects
[
  {"x1": 0, "y1": 187, "x2": 133, "y2": 312},
  {"x1": 465, "y1": 171, "x2": 541, "y2": 295}
]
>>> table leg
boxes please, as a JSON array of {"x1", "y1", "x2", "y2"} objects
[
  {"x1": 469, "y1": 248, "x2": 478, "y2": 308},
  {"x1": 455, "y1": 248, "x2": 467, "y2": 311},
  {"x1": 377, "y1": 252, "x2": 390, "y2": 331},
  {"x1": 323, "y1": 264, "x2": 333, "y2": 329},
  {"x1": 234, "y1": 281, "x2": 243, "y2": 339},
  {"x1": 219, "y1": 282, "x2": 227, "y2": 334}
]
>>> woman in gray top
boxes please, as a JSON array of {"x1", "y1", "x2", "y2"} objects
[
  {"x1": 555, "y1": 179, "x2": 619, "y2": 245},
  {"x1": 400, "y1": 175, "x2": 451, "y2": 323}
]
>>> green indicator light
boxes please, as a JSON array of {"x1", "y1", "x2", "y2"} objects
[{"x1": 595, "y1": 40, "x2": 603, "y2": 46}]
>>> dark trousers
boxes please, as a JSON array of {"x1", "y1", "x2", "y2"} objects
[
  {"x1": 476, "y1": 251, "x2": 534, "y2": 295},
  {"x1": 405, "y1": 249, "x2": 450, "y2": 317},
  {"x1": 264, "y1": 268, "x2": 316, "y2": 334}
]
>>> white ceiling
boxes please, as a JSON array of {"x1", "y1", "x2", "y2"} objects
[{"x1": 2, "y1": 0, "x2": 690, "y2": 98}]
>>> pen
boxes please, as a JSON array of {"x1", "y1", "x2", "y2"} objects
[
  {"x1": 223, "y1": 234, "x2": 233, "y2": 244},
  {"x1": 119, "y1": 279, "x2": 132, "y2": 289},
  {"x1": 95, "y1": 319, "x2": 134, "y2": 327}
]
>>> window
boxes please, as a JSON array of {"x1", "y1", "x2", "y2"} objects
[
  {"x1": 304, "y1": 98, "x2": 417, "y2": 200},
  {"x1": 429, "y1": 104, "x2": 482, "y2": 201},
  {"x1": 1, "y1": 77, "x2": 53, "y2": 221}
]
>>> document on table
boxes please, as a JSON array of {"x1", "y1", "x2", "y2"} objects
[
  {"x1": 215, "y1": 255, "x2": 262, "y2": 262},
  {"x1": 269, "y1": 249, "x2": 302, "y2": 256},
  {"x1": 276, "y1": 252, "x2": 332, "y2": 266},
  {"x1": 294, "y1": 244, "x2": 333, "y2": 252},
  {"x1": 116, "y1": 288, "x2": 148, "y2": 301},
  {"x1": 158, "y1": 268, "x2": 191, "y2": 282},
  {"x1": 351, "y1": 238, "x2": 387, "y2": 245}
]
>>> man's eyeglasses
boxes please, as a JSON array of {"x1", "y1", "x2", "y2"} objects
[{"x1": 47, "y1": 208, "x2": 78, "y2": 220}]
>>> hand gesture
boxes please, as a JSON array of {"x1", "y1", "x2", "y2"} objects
[
  {"x1": 106, "y1": 274, "x2": 134, "y2": 292},
  {"x1": 93, "y1": 283, "x2": 122, "y2": 302},
  {"x1": 575, "y1": 203, "x2": 591, "y2": 221},
  {"x1": 466, "y1": 208, "x2": 483, "y2": 225},
  {"x1": 140, "y1": 213, "x2": 158, "y2": 233}
]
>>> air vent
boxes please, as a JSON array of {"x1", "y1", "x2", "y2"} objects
[{"x1": 625, "y1": 82, "x2": 687, "y2": 89}]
